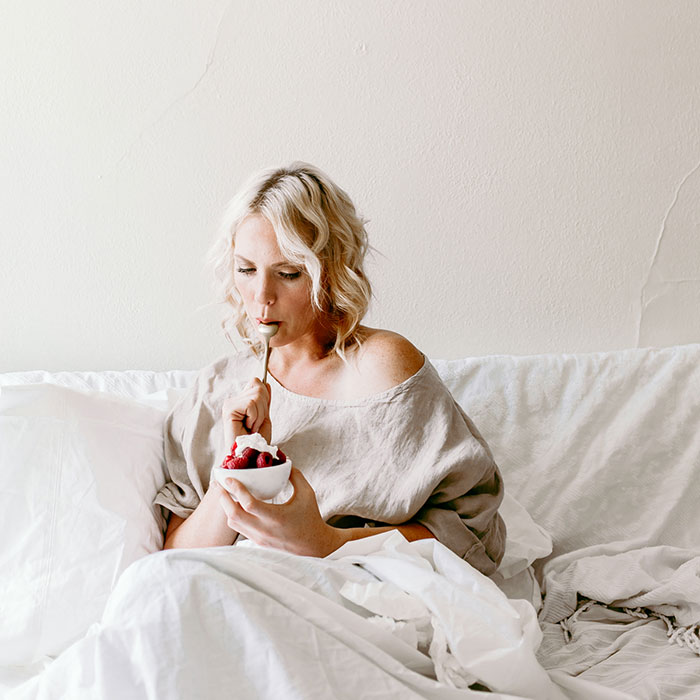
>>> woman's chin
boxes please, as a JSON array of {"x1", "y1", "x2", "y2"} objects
[{"x1": 267, "y1": 333, "x2": 288, "y2": 348}]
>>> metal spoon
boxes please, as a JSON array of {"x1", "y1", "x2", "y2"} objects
[{"x1": 257, "y1": 322, "x2": 279, "y2": 384}]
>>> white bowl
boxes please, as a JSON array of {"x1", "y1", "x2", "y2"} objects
[{"x1": 212, "y1": 460, "x2": 292, "y2": 501}]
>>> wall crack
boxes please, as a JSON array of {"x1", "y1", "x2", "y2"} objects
[
  {"x1": 637, "y1": 158, "x2": 700, "y2": 346},
  {"x1": 113, "y1": 0, "x2": 234, "y2": 170}
]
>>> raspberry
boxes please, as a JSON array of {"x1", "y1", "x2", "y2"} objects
[
  {"x1": 241, "y1": 447, "x2": 259, "y2": 469},
  {"x1": 231, "y1": 455, "x2": 250, "y2": 469},
  {"x1": 256, "y1": 451, "x2": 273, "y2": 469},
  {"x1": 221, "y1": 444, "x2": 284, "y2": 470}
]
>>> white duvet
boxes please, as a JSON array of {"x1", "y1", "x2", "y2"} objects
[{"x1": 6, "y1": 532, "x2": 631, "y2": 700}]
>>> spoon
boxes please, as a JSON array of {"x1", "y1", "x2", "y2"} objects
[{"x1": 257, "y1": 322, "x2": 279, "y2": 384}]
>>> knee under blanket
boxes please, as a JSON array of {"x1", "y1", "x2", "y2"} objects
[{"x1": 8, "y1": 532, "x2": 632, "y2": 700}]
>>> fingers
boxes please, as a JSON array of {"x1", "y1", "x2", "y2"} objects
[
  {"x1": 218, "y1": 470, "x2": 328, "y2": 555},
  {"x1": 289, "y1": 466, "x2": 305, "y2": 483},
  {"x1": 245, "y1": 380, "x2": 271, "y2": 434},
  {"x1": 288, "y1": 467, "x2": 310, "y2": 495},
  {"x1": 219, "y1": 480, "x2": 278, "y2": 544},
  {"x1": 223, "y1": 421, "x2": 234, "y2": 453},
  {"x1": 222, "y1": 379, "x2": 272, "y2": 439},
  {"x1": 246, "y1": 377, "x2": 271, "y2": 401},
  {"x1": 243, "y1": 401, "x2": 259, "y2": 433},
  {"x1": 219, "y1": 482, "x2": 254, "y2": 530},
  {"x1": 223, "y1": 478, "x2": 267, "y2": 517},
  {"x1": 284, "y1": 468, "x2": 318, "y2": 511},
  {"x1": 219, "y1": 490, "x2": 258, "y2": 539},
  {"x1": 218, "y1": 488, "x2": 237, "y2": 518}
]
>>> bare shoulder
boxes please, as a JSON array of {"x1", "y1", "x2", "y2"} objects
[{"x1": 351, "y1": 328, "x2": 425, "y2": 392}]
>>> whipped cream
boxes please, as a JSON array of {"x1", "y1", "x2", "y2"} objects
[{"x1": 234, "y1": 432, "x2": 278, "y2": 457}]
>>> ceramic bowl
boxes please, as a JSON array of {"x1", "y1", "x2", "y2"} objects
[{"x1": 212, "y1": 459, "x2": 292, "y2": 501}]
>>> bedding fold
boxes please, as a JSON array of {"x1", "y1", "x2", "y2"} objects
[
  {"x1": 8, "y1": 533, "x2": 595, "y2": 700},
  {"x1": 536, "y1": 542, "x2": 700, "y2": 698},
  {"x1": 540, "y1": 543, "x2": 700, "y2": 633}
]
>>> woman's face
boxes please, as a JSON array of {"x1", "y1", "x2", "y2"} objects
[{"x1": 233, "y1": 214, "x2": 320, "y2": 348}]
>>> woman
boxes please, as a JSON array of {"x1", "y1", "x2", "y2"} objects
[{"x1": 155, "y1": 162, "x2": 505, "y2": 575}]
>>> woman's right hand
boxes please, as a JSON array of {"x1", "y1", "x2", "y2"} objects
[{"x1": 221, "y1": 378, "x2": 272, "y2": 449}]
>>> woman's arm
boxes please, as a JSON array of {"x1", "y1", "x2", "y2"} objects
[
  {"x1": 333, "y1": 522, "x2": 435, "y2": 549},
  {"x1": 218, "y1": 468, "x2": 437, "y2": 557},
  {"x1": 162, "y1": 377, "x2": 272, "y2": 550},
  {"x1": 163, "y1": 481, "x2": 238, "y2": 549},
  {"x1": 163, "y1": 489, "x2": 433, "y2": 553}
]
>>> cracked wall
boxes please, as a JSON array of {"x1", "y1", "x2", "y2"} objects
[
  {"x1": 2, "y1": 2, "x2": 700, "y2": 369},
  {"x1": 638, "y1": 161, "x2": 700, "y2": 348}
]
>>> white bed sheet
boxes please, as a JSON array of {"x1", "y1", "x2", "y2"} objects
[
  {"x1": 4, "y1": 344, "x2": 700, "y2": 698},
  {"x1": 6, "y1": 533, "x2": 632, "y2": 700},
  {"x1": 433, "y1": 345, "x2": 700, "y2": 698}
]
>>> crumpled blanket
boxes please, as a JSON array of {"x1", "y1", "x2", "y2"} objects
[
  {"x1": 540, "y1": 542, "x2": 700, "y2": 655},
  {"x1": 7, "y1": 531, "x2": 634, "y2": 700},
  {"x1": 326, "y1": 532, "x2": 551, "y2": 695}
]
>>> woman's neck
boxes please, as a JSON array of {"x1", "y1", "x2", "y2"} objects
[{"x1": 266, "y1": 329, "x2": 333, "y2": 375}]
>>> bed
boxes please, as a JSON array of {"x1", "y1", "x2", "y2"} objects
[{"x1": 1, "y1": 344, "x2": 698, "y2": 699}]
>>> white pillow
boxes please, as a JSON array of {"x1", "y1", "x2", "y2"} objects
[{"x1": 0, "y1": 383, "x2": 167, "y2": 666}]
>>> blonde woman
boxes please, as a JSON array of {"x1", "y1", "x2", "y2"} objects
[{"x1": 156, "y1": 162, "x2": 505, "y2": 575}]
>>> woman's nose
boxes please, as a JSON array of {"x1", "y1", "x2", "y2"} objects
[{"x1": 253, "y1": 273, "x2": 275, "y2": 305}]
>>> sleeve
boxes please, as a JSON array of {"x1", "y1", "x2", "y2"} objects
[
  {"x1": 412, "y1": 404, "x2": 507, "y2": 576},
  {"x1": 153, "y1": 394, "x2": 200, "y2": 520},
  {"x1": 153, "y1": 360, "x2": 227, "y2": 520}
]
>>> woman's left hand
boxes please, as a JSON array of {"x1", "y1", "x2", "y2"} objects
[{"x1": 218, "y1": 468, "x2": 348, "y2": 557}]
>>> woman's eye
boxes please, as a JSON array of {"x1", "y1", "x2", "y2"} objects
[{"x1": 235, "y1": 266, "x2": 301, "y2": 279}]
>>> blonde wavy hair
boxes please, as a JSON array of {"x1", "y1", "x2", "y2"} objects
[{"x1": 206, "y1": 162, "x2": 373, "y2": 361}]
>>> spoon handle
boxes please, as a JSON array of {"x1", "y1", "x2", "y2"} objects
[{"x1": 261, "y1": 340, "x2": 272, "y2": 384}]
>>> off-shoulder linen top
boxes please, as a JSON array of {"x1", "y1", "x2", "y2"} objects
[{"x1": 154, "y1": 351, "x2": 506, "y2": 575}]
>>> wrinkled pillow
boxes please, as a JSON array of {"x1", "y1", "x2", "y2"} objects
[{"x1": 0, "y1": 383, "x2": 167, "y2": 666}]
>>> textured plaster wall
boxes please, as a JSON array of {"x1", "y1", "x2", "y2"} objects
[{"x1": 1, "y1": 1, "x2": 699, "y2": 371}]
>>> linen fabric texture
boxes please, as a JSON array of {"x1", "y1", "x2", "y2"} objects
[{"x1": 155, "y1": 352, "x2": 506, "y2": 575}]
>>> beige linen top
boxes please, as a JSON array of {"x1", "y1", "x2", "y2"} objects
[{"x1": 154, "y1": 351, "x2": 506, "y2": 575}]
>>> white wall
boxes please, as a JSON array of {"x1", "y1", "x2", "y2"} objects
[{"x1": 2, "y1": 1, "x2": 699, "y2": 371}]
